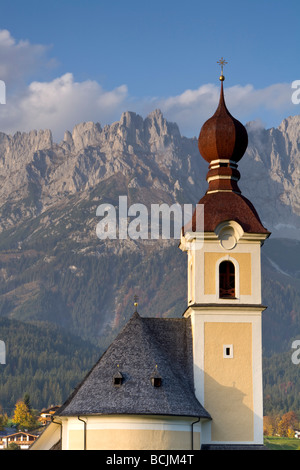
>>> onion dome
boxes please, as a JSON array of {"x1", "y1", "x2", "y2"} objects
[
  {"x1": 197, "y1": 67, "x2": 248, "y2": 195},
  {"x1": 198, "y1": 80, "x2": 248, "y2": 164}
]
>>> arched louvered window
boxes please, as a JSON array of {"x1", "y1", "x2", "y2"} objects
[{"x1": 219, "y1": 260, "x2": 235, "y2": 298}]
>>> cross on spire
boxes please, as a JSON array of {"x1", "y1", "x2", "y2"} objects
[{"x1": 217, "y1": 57, "x2": 228, "y2": 81}]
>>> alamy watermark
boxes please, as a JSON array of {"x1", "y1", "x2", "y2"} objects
[
  {"x1": 96, "y1": 196, "x2": 204, "y2": 242},
  {"x1": 291, "y1": 80, "x2": 300, "y2": 104},
  {"x1": 0, "y1": 80, "x2": 6, "y2": 105},
  {"x1": 0, "y1": 340, "x2": 5, "y2": 364},
  {"x1": 291, "y1": 340, "x2": 300, "y2": 365}
]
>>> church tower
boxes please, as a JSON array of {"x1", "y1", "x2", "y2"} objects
[{"x1": 180, "y1": 62, "x2": 270, "y2": 447}]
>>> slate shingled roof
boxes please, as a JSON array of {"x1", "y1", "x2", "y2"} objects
[{"x1": 56, "y1": 312, "x2": 210, "y2": 419}]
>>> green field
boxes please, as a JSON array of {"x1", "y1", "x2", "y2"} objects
[{"x1": 264, "y1": 436, "x2": 300, "y2": 450}]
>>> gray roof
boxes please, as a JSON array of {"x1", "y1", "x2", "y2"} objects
[{"x1": 56, "y1": 312, "x2": 210, "y2": 419}]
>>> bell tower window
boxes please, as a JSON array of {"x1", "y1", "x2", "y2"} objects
[{"x1": 219, "y1": 261, "x2": 235, "y2": 298}]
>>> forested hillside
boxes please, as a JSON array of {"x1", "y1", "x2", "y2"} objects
[{"x1": 0, "y1": 317, "x2": 99, "y2": 414}]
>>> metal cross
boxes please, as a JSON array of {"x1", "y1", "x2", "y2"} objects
[{"x1": 217, "y1": 57, "x2": 228, "y2": 76}]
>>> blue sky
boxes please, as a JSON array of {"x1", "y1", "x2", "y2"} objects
[{"x1": 0, "y1": 0, "x2": 299, "y2": 140}]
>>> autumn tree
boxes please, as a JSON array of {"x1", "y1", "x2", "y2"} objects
[
  {"x1": 277, "y1": 411, "x2": 298, "y2": 437},
  {"x1": 263, "y1": 415, "x2": 276, "y2": 436},
  {"x1": 12, "y1": 399, "x2": 37, "y2": 431}
]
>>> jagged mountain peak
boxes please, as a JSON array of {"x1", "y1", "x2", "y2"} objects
[
  {"x1": 278, "y1": 114, "x2": 300, "y2": 132},
  {"x1": 0, "y1": 110, "x2": 205, "y2": 232},
  {"x1": 58, "y1": 109, "x2": 181, "y2": 154},
  {"x1": 0, "y1": 111, "x2": 299, "y2": 238}
]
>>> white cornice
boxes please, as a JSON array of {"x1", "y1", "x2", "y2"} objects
[
  {"x1": 180, "y1": 230, "x2": 269, "y2": 249},
  {"x1": 183, "y1": 304, "x2": 267, "y2": 318}
]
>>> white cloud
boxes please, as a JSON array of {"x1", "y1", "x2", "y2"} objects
[
  {"x1": 1, "y1": 73, "x2": 128, "y2": 141},
  {"x1": 0, "y1": 29, "x2": 53, "y2": 87},
  {"x1": 152, "y1": 82, "x2": 295, "y2": 137},
  {"x1": 1, "y1": 76, "x2": 295, "y2": 142},
  {"x1": 0, "y1": 29, "x2": 297, "y2": 141},
  {"x1": 0, "y1": 29, "x2": 130, "y2": 140}
]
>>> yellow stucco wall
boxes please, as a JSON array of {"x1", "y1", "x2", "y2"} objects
[
  {"x1": 204, "y1": 322, "x2": 253, "y2": 442},
  {"x1": 204, "y1": 252, "x2": 251, "y2": 295},
  {"x1": 67, "y1": 428, "x2": 200, "y2": 450}
]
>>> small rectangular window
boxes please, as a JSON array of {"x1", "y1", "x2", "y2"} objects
[{"x1": 223, "y1": 344, "x2": 233, "y2": 358}]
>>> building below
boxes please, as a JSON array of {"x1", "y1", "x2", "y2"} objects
[
  {"x1": 39, "y1": 406, "x2": 61, "y2": 426},
  {"x1": 0, "y1": 431, "x2": 38, "y2": 450}
]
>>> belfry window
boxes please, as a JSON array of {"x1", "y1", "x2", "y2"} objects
[{"x1": 219, "y1": 261, "x2": 235, "y2": 298}]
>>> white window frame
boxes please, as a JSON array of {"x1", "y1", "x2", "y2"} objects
[{"x1": 223, "y1": 344, "x2": 234, "y2": 358}]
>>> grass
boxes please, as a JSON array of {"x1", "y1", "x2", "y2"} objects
[{"x1": 264, "y1": 436, "x2": 300, "y2": 450}]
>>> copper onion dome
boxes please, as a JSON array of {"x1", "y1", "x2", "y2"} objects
[
  {"x1": 198, "y1": 80, "x2": 248, "y2": 164},
  {"x1": 196, "y1": 61, "x2": 249, "y2": 194}
]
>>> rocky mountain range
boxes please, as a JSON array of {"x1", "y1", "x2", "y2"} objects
[
  {"x1": 0, "y1": 109, "x2": 300, "y2": 238},
  {"x1": 0, "y1": 108, "x2": 299, "y2": 412}
]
